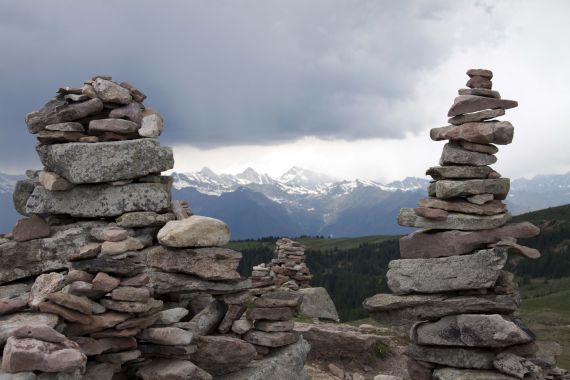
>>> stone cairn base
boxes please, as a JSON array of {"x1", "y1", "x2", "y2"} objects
[
  {"x1": 364, "y1": 69, "x2": 568, "y2": 380},
  {"x1": 0, "y1": 76, "x2": 303, "y2": 379}
]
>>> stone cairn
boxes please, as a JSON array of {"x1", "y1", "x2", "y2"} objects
[
  {"x1": 251, "y1": 238, "x2": 312, "y2": 290},
  {"x1": 0, "y1": 75, "x2": 306, "y2": 379},
  {"x1": 364, "y1": 69, "x2": 568, "y2": 380}
]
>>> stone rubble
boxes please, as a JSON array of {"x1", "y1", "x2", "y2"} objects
[
  {"x1": 0, "y1": 76, "x2": 308, "y2": 379},
  {"x1": 364, "y1": 69, "x2": 568, "y2": 379}
]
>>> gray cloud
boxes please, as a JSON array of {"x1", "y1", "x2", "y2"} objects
[{"x1": 0, "y1": 0, "x2": 505, "y2": 171}]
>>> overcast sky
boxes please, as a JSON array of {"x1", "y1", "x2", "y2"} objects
[{"x1": 1, "y1": 0, "x2": 569, "y2": 182}]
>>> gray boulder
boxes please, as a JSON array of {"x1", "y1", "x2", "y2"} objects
[
  {"x1": 434, "y1": 179, "x2": 510, "y2": 199},
  {"x1": 397, "y1": 208, "x2": 511, "y2": 230},
  {"x1": 25, "y1": 183, "x2": 171, "y2": 217},
  {"x1": 426, "y1": 165, "x2": 495, "y2": 180},
  {"x1": 386, "y1": 248, "x2": 507, "y2": 294},
  {"x1": 440, "y1": 142, "x2": 496, "y2": 166},
  {"x1": 36, "y1": 139, "x2": 173, "y2": 184},
  {"x1": 298, "y1": 287, "x2": 340, "y2": 322}
]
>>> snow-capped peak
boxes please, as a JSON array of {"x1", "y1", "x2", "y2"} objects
[
  {"x1": 278, "y1": 167, "x2": 337, "y2": 188},
  {"x1": 236, "y1": 167, "x2": 273, "y2": 185}
]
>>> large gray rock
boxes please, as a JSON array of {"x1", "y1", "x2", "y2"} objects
[
  {"x1": 440, "y1": 142, "x2": 496, "y2": 166},
  {"x1": 364, "y1": 292, "x2": 519, "y2": 326},
  {"x1": 433, "y1": 179, "x2": 510, "y2": 199},
  {"x1": 0, "y1": 222, "x2": 103, "y2": 284},
  {"x1": 447, "y1": 95, "x2": 518, "y2": 117},
  {"x1": 298, "y1": 287, "x2": 340, "y2": 322},
  {"x1": 146, "y1": 246, "x2": 241, "y2": 281},
  {"x1": 386, "y1": 248, "x2": 507, "y2": 294},
  {"x1": 433, "y1": 368, "x2": 520, "y2": 380},
  {"x1": 25, "y1": 97, "x2": 104, "y2": 134},
  {"x1": 397, "y1": 208, "x2": 511, "y2": 230},
  {"x1": 405, "y1": 344, "x2": 495, "y2": 369},
  {"x1": 417, "y1": 197, "x2": 507, "y2": 216},
  {"x1": 399, "y1": 222, "x2": 540, "y2": 259},
  {"x1": 431, "y1": 121, "x2": 514, "y2": 145},
  {"x1": 157, "y1": 215, "x2": 230, "y2": 248},
  {"x1": 426, "y1": 165, "x2": 496, "y2": 180},
  {"x1": 190, "y1": 336, "x2": 256, "y2": 375},
  {"x1": 36, "y1": 139, "x2": 173, "y2": 184},
  {"x1": 25, "y1": 183, "x2": 171, "y2": 217},
  {"x1": 148, "y1": 272, "x2": 251, "y2": 295},
  {"x1": 412, "y1": 314, "x2": 534, "y2": 348},
  {"x1": 217, "y1": 337, "x2": 310, "y2": 380}
]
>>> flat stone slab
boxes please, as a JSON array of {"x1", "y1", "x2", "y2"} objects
[
  {"x1": 440, "y1": 142, "x2": 496, "y2": 166},
  {"x1": 426, "y1": 166, "x2": 496, "y2": 180},
  {"x1": 448, "y1": 95, "x2": 518, "y2": 117},
  {"x1": 386, "y1": 248, "x2": 507, "y2": 294},
  {"x1": 412, "y1": 314, "x2": 534, "y2": 348},
  {"x1": 37, "y1": 139, "x2": 173, "y2": 184},
  {"x1": 417, "y1": 197, "x2": 507, "y2": 216},
  {"x1": 25, "y1": 97, "x2": 104, "y2": 134},
  {"x1": 434, "y1": 179, "x2": 510, "y2": 199},
  {"x1": 148, "y1": 271, "x2": 251, "y2": 295},
  {"x1": 458, "y1": 88, "x2": 500, "y2": 98},
  {"x1": 448, "y1": 108, "x2": 505, "y2": 125},
  {"x1": 397, "y1": 208, "x2": 511, "y2": 230},
  {"x1": 431, "y1": 121, "x2": 514, "y2": 145},
  {"x1": 26, "y1": 183, "x2": 171, "y2": 217},
  {"x1": 364, "y1": 292, "x2": 519, "y2": 326},
  {"x1": 399, "y1": 222, "x2": 539, "y2": 259},
  {"x1": 433, "y1": 368, "x2": 519, "y2": 380}
]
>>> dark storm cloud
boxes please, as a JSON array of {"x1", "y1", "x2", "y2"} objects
[{"x1": 0, "y1": 0, "x2": 500, "y2": 171}]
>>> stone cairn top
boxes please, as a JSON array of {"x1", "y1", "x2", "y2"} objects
[
  {"x1": 0, "y1": 76, "x2": 307, "y2": 379},
  {"x1": 364, "y1": 69, "x2": 568, "y2": 380}
]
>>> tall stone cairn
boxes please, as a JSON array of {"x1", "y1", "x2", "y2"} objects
[
  {"x1": 363, "y1": 69, "x2": 568, "y2": 380},
  {"x1": 0, "y1": 75, "x2": 307, "y2": 379}
]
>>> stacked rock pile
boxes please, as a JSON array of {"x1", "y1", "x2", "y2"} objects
[
  {"x1": 251, "y1": 238, "x2": 312, "y2": 290},
  {"x1": 0, "y1": 76, "x2": 310, "y2": 379},
  {"x1": 364, "y1": 69, "x2": 568, "y2": 380}
]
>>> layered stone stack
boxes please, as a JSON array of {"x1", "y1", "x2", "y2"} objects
[
  {"x1": 364, "y1": 69, "x2": 567, "y2": 380},
  {"x1": 251, "y1": 238, "x2": 312, "y2": 290}
]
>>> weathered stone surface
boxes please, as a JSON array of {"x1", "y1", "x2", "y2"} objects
[
  {"x1": 458, "y1": 88, "x2": 500, "y2": 98},
  {"x1": 158, "y1": 215, "x2": 231, "y2": 248},
  {"x1": 146, "y1": 246, "x2": 241, "y2": 281},
  {"x1": 218, "y1": 304, "x2": 246, "y2": 333},
  {"x1": 461, "y1": 141, "x2": 499, "y2": 154},
  {"x1": 12, "y1": 216, "x2": 50, "y2": 242},
  {"x1": 414, "y1": 207, "x2": 448, "y2": 221},
  {"x1": 116, "y1": 313, "x2": 159, "y2": 331},
  {"x1": 100, "y1": 236, "x2": 144, "y2": 256},
  {"x1": 254, "y1": 291, "x2": 303, "y2": 308},
  {"x1": 364, "y1": 292, "x2": 519, "y2": 325},
  {"x1": 28, "y1": 272, "x2": 65, "y2": 309},
  {"x1": 183, "y1": 300, "x2": 226, "y2": 336},
  {"x1": 299, "y1": 287, "x2": 340, "y2": 322},
  {"x1": 71, "y1": 254, "x2": 146, "y2": 276},
  {"x1": 244, "y1": 330, "x2": 300, "y2": 348},
  {"x1": 44, "y1": 122, "x2": 85, "y2": 132},
  {"x1": 13, "y1": 180, "x2": 35, "y2": 216},
  {"x1": 139, "y1": 109, "x2": 163, "y2": 138},
  {"x1": 120, "y1": 273, "x2": 150, "y2": 287},
  {"x1": 0, "y1": 283, "x2": 32, "y2": 300},
  {"x1": 90, "y1": 226, "x2": 130, "y2": 242},
  {"x1": 92, "y1": 78, "x2": 132, "y2": 104},
  {"x1": 82, "y1": 362, "x2": 118, "y2": 380},
  {"x1": 431, "y1": 121, "x2": 514, "y2": 145},
  {"x1": 148, "y1": 272, "x2": 251, "y2": 295},
  {"x1": 448, "y1": 108, "x2": 505, "y2": 125},
  {"x1": 119, "y1": 82, "x2": 147, "y2": 102},
  {"x1": 108, "y1": 102, "x2": 143, "y2": 124},
  {"x1": 138, "y1": 343, "x2": 197, "y2": 359},
  {"x1": 248, "y1": 307, "x2": 294, "y2": 321},
  {"x1": 47, "y1": 292, "x2": 105, "y2": 315},
  {"x1": 387, "y1": 248, "x2": 507, "y2": 294},
  {"x1": 440, "y1": 142, "x2": 497, "y2": 166},
  {"x1": 434, "y1": 178, "x2": 510, "y2": 199},
  {"x1": 72, "y1": 336, "x2": 137, "y2": 356},
  {"x1": 433, "y1": 368, "x2": 520, "y2": 380},
  {"x1": 217, "y1": 337, "x2": 310, "y2": 380},
  {"x1": 38, "y1": 302, "x2": 91, "y2": 324},
  {"x1": 137, "y1": 359, "x2": 213, "y2": 380},
  {"x1": 255, "y1": 320, "x2": 294, "y2": 332},
  {"x1": 25, "y1": 97, "x2": 104, "y2": 134},
  {"x1": 65, "y1": 312, "x2": 129, "y2": 336},
  {"x1": 492, "y1": 240, "x2": 540, "y2": 259},
  {"x1": 467, "y1": 75, "x2": 492, "y2": 89},
  {"x1": 412, "y1": 314, "x2": 534, "y2": 348},
  {"x1": 448, "y1": 95, "x2": 517, "y2": 117},
  {"x1": 467, "y1": 69, "x2": 493, "y2": 78},
  {"x1": 232, "y1": 319, "x2": 252, "y2": 334},
  {"x1": 191, "y1": 336, "x2": 256, "y2": 375},
  {"x1": 404, "y1": 357, "x2": 434, "y2": 380},
  {"x1": 36, "y1": 130, "x2": 86, "y2": 144},
  {"x1": 493, "y1": 352, "x2": 540, "y2": 379},
  {"x1": 38, "y1": 171, "x2": 73, "y2": 191},
  {"x1": 1, "y1": 337, "x2": 86, "y2": 373},
  {"x1": 92, "y1": 272, "x2": 121, "y2": 293},
  {"x1": 0, "y1": 313, "x2": 59, "y2": 346},
  {"x1": 397, "y1": 208, "x2": 511, "y2": 230},
  {"x1": 111, "y1": 286, "x2": 151, "y2": 302},
  {"x1": 116, "y1": 211, "x2": 175, "y2": 228},
  {"x1": 94, "y1": 349, "x2": 140, "y2": 364},
  {"x1": 417, "y1": 197, "x2": 507, "y2": 215},
  {"x1": 138, "y1": 327, "x2": 193, "y2": 346},
  {"x1": 405, "y1": 344, "x2": 495, "y2": 369},
  {"x1": 155, "y1": 308, "x2": 189, "y2": 325},
  {"x1": 399, "y1": 222, "x2": 539, "y2": 259},
  {"x1": 0, "y1": 297, "x2": 28, "y2": 316},
  {"x1": 100, "y1": 298, "x2": 162, "y2": 314},
  {"x1": 26, "y1": 183, "x2": 171, "y2": 217},
  {"x1": 36, "y1": 139, "x2": 173, "y2": 184},
  {"x1": 10, "y1": 324, "x2": 71, "y2": 346},
  {"x1": 88, "y1": 119, "x2": 139, "y2": 134}
]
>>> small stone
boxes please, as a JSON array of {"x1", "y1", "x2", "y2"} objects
[
  {"x1": 67, "y1": 281, "x2": 105, "y2": 299},
  {"x1": 94, "y1": 349, "x2": 140, "y2": 364},
  {"x1": 72, "y1": 336, "x2": 137, "y2": 356},
  {"x1": 28, "y1": 272, "x2": 65, "y2": 309},
  {"x1": 137, "y1": 359, "x2": 212, "y2": 380},
  {"x1": 38, "y1": 171, "x2": 73, "y2": 191},
  {"x1": 171, "y1": 200, "x2": 190, "y2": 220},
  {"x1": 119, "y1": 82, "x2": 147, "y2": 103},
  {"x1": 100, "y1": 236, "x2": 144, "y2": 256},
  {"x1": 108, "y1": 102, "x2": 143, "y2": 124},
  {"x1": 12, "y1": 215, "x2": 50, "y2": 242},
  {"x1": 65, "y1": 93, "x2": 90, "y2": 102},
  {"x1": 448, "y1": 108, "x2": 505, "y2": 125},
  {"x1": 90, "y1": 226, "x2": 130, "y2": 242},
  {"x1": 65, "y1": 312, "x2": 130, "y2": 336},
  {"x1": 89, "y1": 119, "x2": 139, "y2": 134},
  {"x1": 37, "y1": 130, "x2": 86, "y2": 144},
  {"x1": 155, "y1": 308, "x2": 189, "y2": 325},
  {"x1": 254, "y1": 320, "x2": 294, "y2": 332},
  {"x1": 458, "y1": 88, "x2": 500, "y2": 98},
  {"x1": 38, "y1": 301, "x2": 92, "y2": 324},
  {"x1": 44, "y1": 122, "x2": 85, "y2": 132},
  {"x1": 99, "y1": 131, "x2": 128, "y2": 141},
  {"x1": 414, "y1": 207, "x2": 448, "y2": 220},
  {"x1": 100, "y1": 298, "x2": 163, "y2": 314},
  {"x1": 448, "y1": 95, "x2": 518, "y2": 117},
  {"x1": 0, "y1": 297, "x2": 28, "y2": 316},
  {"x1": 182, "y1": 300, "x2": 226, "y2": 336},
  {"x1": 92, "y1": 273, "x2": 121, "y2": 293},
  {"x1": 139, "y1": 109, "x2": 164, "y2": 138},
  {"x1": 247, "y1": 307, "x2": 294, "y2": 321},
  {"x1": 467, "y1": 193, "x2": 495, "y2": 205},
  {"x1": 120, "y1": 273, "x2": 150, "y2": 287},
  {"x1": 253, "y1": 291, "x2": 303, "y2": 308},
  {"x1": 493, "y1": 352, "x2": 540, "y2": 379},
  {"x1": 79, "y1": 136, "x2": 99, "y2": 143},
  {"x1": 460, "y1": 141, "x2": 499, "y2": 154},
  {"x1": 157, "y1": 215, "x2": 231, "y2": 248},
  {"x1": 138, "y1": 327, "x2": 193, "y2": 346},
  {"x1": 48, "y1": 292, "x2": 105, "y2": 315},
  {"x1": 116, "y1": 211, "x2": 175, "y2": 228},
  {"x1": 111, "y1": 287, "x2": 151, "y2": 302},
  {"x1": 65, "y1": 270, "x2": 95, "y2": 283},
  {"x1": 69, "y1": 243, "x2": 101, "y2": 261},
  {"x1": 92, "y1": 78, "x2": 132, "y2": 104},
  {"x1": 492, "y1": 240, "x2": 541, "y2": 259},
  {"x1": 243, "y1": 330, "x2": 300, "y2": 348},
  {"x1": 467, "y1": 76, "x2": 492, "y2": 89},
  {"x1": 116, "y1": 313, "x2": 159, "y2": 330},
  {"x1": 232, "y1": 319, "x2": 252, "y2": 334},
  {"x1": 467, "y1": 69, "x2": 493, "y2": 78}
]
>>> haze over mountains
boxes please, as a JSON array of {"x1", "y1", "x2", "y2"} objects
[{"x1": 1, "y1": 167, "x2": 570, "y2": 239}]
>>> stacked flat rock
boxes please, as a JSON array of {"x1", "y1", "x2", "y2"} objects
[
  {"x1": 363, "y1": 69, "x2": 567, "y2": 380},
  {"x1": 0, "y1": 76, "x2": 281, "y2": 379},
  {"x1": 251, "y1": 238, "x2": 312, "y2": 290}
]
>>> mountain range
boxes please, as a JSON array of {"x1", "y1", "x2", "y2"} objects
[{"x1": 1, "y1": 167, "x2": 570, "y2": 239}]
